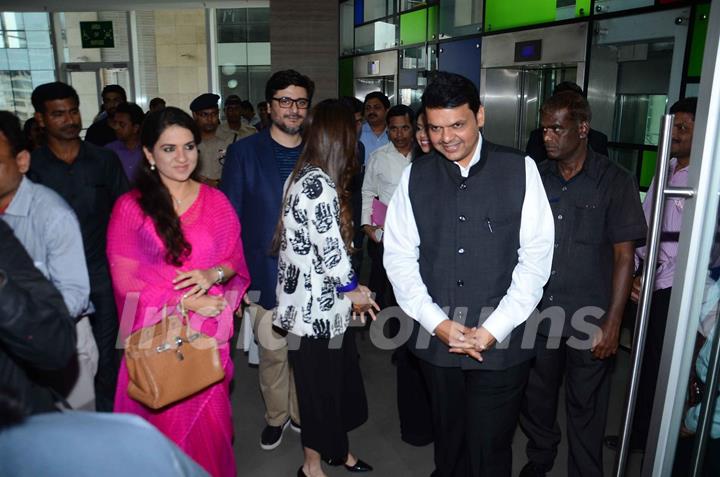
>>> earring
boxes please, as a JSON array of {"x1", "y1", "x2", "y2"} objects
[{"x1": 150, "y1": 163, "x2": 156, "y2": 171}]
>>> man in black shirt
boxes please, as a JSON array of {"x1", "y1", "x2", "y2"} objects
[
  {"x1": 525, "y1": 82, "x2": 609, "y2": 163},
  {"x1": 29, "y1": 82, "x2": 129, "y2": 412},
  {"x1": 85, "y1": 85, "x2": 126, "y2": 147},
  {"x1": 518, "y1": 92, "x2": 646, "y2": 477}
]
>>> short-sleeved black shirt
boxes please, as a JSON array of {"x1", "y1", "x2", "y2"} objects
[
  {"x1": 29, "y1": 142, "x2": 129, "y2": 278},
  {"x1": 537, "y1": 149, "x2": 647, "y2": 338}
]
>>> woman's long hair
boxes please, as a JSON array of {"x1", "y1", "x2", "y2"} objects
[
  {"x1": 271, "y1": 99, "x2": 359, "y2": 253},
  {"x1": 135, "y1": 106, "x2": 201, "y2": 266}
]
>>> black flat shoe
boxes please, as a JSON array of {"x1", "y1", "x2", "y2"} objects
[{"x1": 344, "y1": 459, "x2": 373, "y2": 472}]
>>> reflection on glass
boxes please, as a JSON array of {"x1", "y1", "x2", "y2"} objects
[
  {"x1": 439, "y1": 0, "x2": 483, "y2": 39},
  {"x1": 4, "y1": 31, "x2": 27, "y2": 49},
  {"x1": 2, "y1": 12, "x2": 24, "y2": 30},
  {"x1": 363, "y1": 0, "x2": 394, "y2": 23},
  {"x1": 607, "y1": 147, "x2": 638, "y2": 175},
  {"x1": 354, "y1": 20, "x2": 397, "y2": 53},
  {"x1": 670, "y1": 203, "x2": 720, "y2": 475},
  {"x1": 354, "y1": 76, "x2": 395, "y2": 104},
  {"x1": 0, "y1": 70, "x2": 34, "y2": 120},
  {"x1": 594, "y1": 0, "x2": 653, "y2": 15},
  {"x1": 399, "y1": 0, "x2": 428, "y2": 12},
  {"x1": 218, "y1": 65, "x2": 271, "y2": 105},
  {"x1": 216, "y1": 8, "x2": 270, "y2": 43},
  {"x1": 399, "y1": 46, "x2": 432, "y2": 109},
  {"x1": 341, "y1": 1, "x2": 355, "y2": 55},
  {"x1": 613, "y1": 94, "x2": 667, "y2": 145}
]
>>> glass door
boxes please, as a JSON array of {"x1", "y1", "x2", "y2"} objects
[
  {"x1": 586, "y1": 8, "x2": 691, "y2": 191},
  {"x1": 62, "y1": 62, "x2": 130, "y2": 134},
  {"x1": 617, "y1": 3, "x2": 720, "y2": 476}
]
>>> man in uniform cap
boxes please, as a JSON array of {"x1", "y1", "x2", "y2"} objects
[
  {"x1": 217, "y1": 94, "x2": 256, "y2": 144},
  {"x1": 190, "y1": 93, "x2": 233, "y2": 185}
]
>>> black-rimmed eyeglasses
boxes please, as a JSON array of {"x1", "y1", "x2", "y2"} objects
[{"x1": 272, "y1": 97, "x2": 310, "y2": 109}]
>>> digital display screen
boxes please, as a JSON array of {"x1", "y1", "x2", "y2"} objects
[{"x1": 514, "y1": 39, "x2": 542, "y2": 62}]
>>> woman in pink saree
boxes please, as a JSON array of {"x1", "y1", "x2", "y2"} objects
[{"x1": 107, "y1": 107, "x2": 249, "y2": 477}]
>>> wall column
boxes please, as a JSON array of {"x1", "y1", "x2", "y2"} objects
[{"x1": 270, "y1": 0, "x2": 338, "y2": 101}]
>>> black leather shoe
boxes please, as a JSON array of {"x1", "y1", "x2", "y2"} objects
[
  {"x1": 519, "y1": 462, "x2": 548, "y2": 477},
  {"x1": 344, "y1": 459, "x2": 373, "y2": 472},
  {"x1": 604, "y1": 435, "x2": 644, "y2": 453}
]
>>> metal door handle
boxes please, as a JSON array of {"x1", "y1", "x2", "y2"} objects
[{"x1": 614, "y1": 114, "x2": 694, "y2": 476}]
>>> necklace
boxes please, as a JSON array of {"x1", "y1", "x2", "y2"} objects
[{"x1": 170, "y1": 186, "x2": 194, "y2": 207}]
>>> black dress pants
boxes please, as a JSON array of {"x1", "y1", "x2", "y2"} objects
[
  {"x1": 420, "y1": 359, "x2": 531, "y2": 477},
  {"x1": 88, "y1": 276, "x2": 120, "y2": 412},
  {"x1": 367, "y1": 240, "x2": 395, "y2": 309},
  {"x1": 396, "y1": 345, "x2": 433, "y2": 446},
  {"x1": 519, "y1": 335, "x2": 612, "y2": 477}
]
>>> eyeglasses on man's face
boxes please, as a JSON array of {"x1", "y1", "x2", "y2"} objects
[{"x1": 272, "y1": 97, "x2": 310, "y2": 109}]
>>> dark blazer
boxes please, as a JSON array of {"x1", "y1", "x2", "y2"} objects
[
  {"x1": 0, "y1": 221, "x2": 77, "y2": 416},
  {"x1": 220, "y1": 129, "x2": 284, "y2": 310},
  {"x1": 526, "y1": 127, "x2": 609, "y2": 163}
]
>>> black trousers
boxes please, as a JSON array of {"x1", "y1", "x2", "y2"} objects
[
  {"x1": 367, "y1": 240, "x2": 395, "y2": 309},
  {"x1": 88, "y1": 277, "x2": 120, "y2": 412},
  {"x1": 420, "y1": 359, "x2": 531, "y2": 477},
  {"x1": 632, "y1": 287, "x2": 672, "y2": 447},
  {"x1": 519, "y1": 335, "x2": 612, "y2": 477},
  {"x1": 396, "y1": 345, "x2": 433, "y2": 446},
  {"x1": 289, "y1": 332, "x2": 368, "y2": 461}
]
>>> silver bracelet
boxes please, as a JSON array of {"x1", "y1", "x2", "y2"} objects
[{"x1": 215, "y1": 266, "x2": 225, "y2": 284}]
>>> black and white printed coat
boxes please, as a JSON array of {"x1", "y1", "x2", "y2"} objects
[{"x1": 273, "y1": 165, "x2": 356, "y2": 339}]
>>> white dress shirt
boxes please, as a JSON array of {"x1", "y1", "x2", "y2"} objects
[
  {"x1": 383, "y1": 135, "x2": 555, "y2": 343},
  {"x1": 361, "y1": 142, "x2": 412, "y2": 226}
]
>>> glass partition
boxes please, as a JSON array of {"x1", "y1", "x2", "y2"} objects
[
  {"x1": 399, "y1": 6, "x2": 438, "y2": 46},
  {"x1": 438, "y1": 0, "x2": 482, "y2": 39},
  {"x1": 355, "y1": 19, "x2": 397, "y2": 53},
  {"x1": 0, "y1": 12, "x2": 55, "y2": 120},
  {"x1": 341, "y1": 1, "x2": 355, "y2": 55},
  {"x1": 215, "y1": 7, "x2": 271, "y2": 105},
  {"x1": 399, "y1": 45, "x2": 435, "y2": 108}
]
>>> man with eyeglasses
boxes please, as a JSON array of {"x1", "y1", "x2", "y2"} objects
[
  {"x1": 360, "y1": 91, "x2": 390, "y2": 165},
  {"x1": 190, "y1": 93, "x2": 234, "y2": 186},
  {"x1": 221, "y1": 69, "x2": 314, "y2": 451}
]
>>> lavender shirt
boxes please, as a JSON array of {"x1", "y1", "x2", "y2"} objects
[
  {"x1": 105, "y1": 140, "x2": 143, "y2": 185},
  {"x1": 636, "y1": 158, "x2": 689, "y2": 290}
]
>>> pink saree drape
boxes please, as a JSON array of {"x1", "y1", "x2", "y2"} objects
[{"x1": 107, "y1": 184, "x2": 250, "y2": 477}]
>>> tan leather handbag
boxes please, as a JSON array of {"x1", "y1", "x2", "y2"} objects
[{"x1": 124, "y1": 302, "x2": 225, "y2": 409}]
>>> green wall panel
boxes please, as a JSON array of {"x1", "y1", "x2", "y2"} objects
[
  {"x1": 640, "y1": 150, "x2": 657, "y2": 189},
  {"x1": 340, "y1": 57, "x2": 354, "y2": 98},
  {"x1": 400, "y1": 9, "x2": 428, "y2": 46},
  {"x1": 575, "y1": 0, "x2": 591, "y2": 17},
  {"x1": 688, "y1": 4, "x2": 710, "y2": 77},
  {"x1": 484, "y1": 0, "x2": 556, "y2": 32},
  {"x1": 428, "y1": 5, "x2": 438, "y2": 41}
]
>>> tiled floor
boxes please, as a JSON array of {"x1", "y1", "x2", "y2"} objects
[{"x1": 230, "y1": 327, "x2": 644, "y2": 477}]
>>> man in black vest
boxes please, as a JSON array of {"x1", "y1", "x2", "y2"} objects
[
  {"x1": 384, "y1": 72, "x2": 555, "y2": 477},
  {"x1": 518, "y1": 92, "x2": 646, "y2": 477}
]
